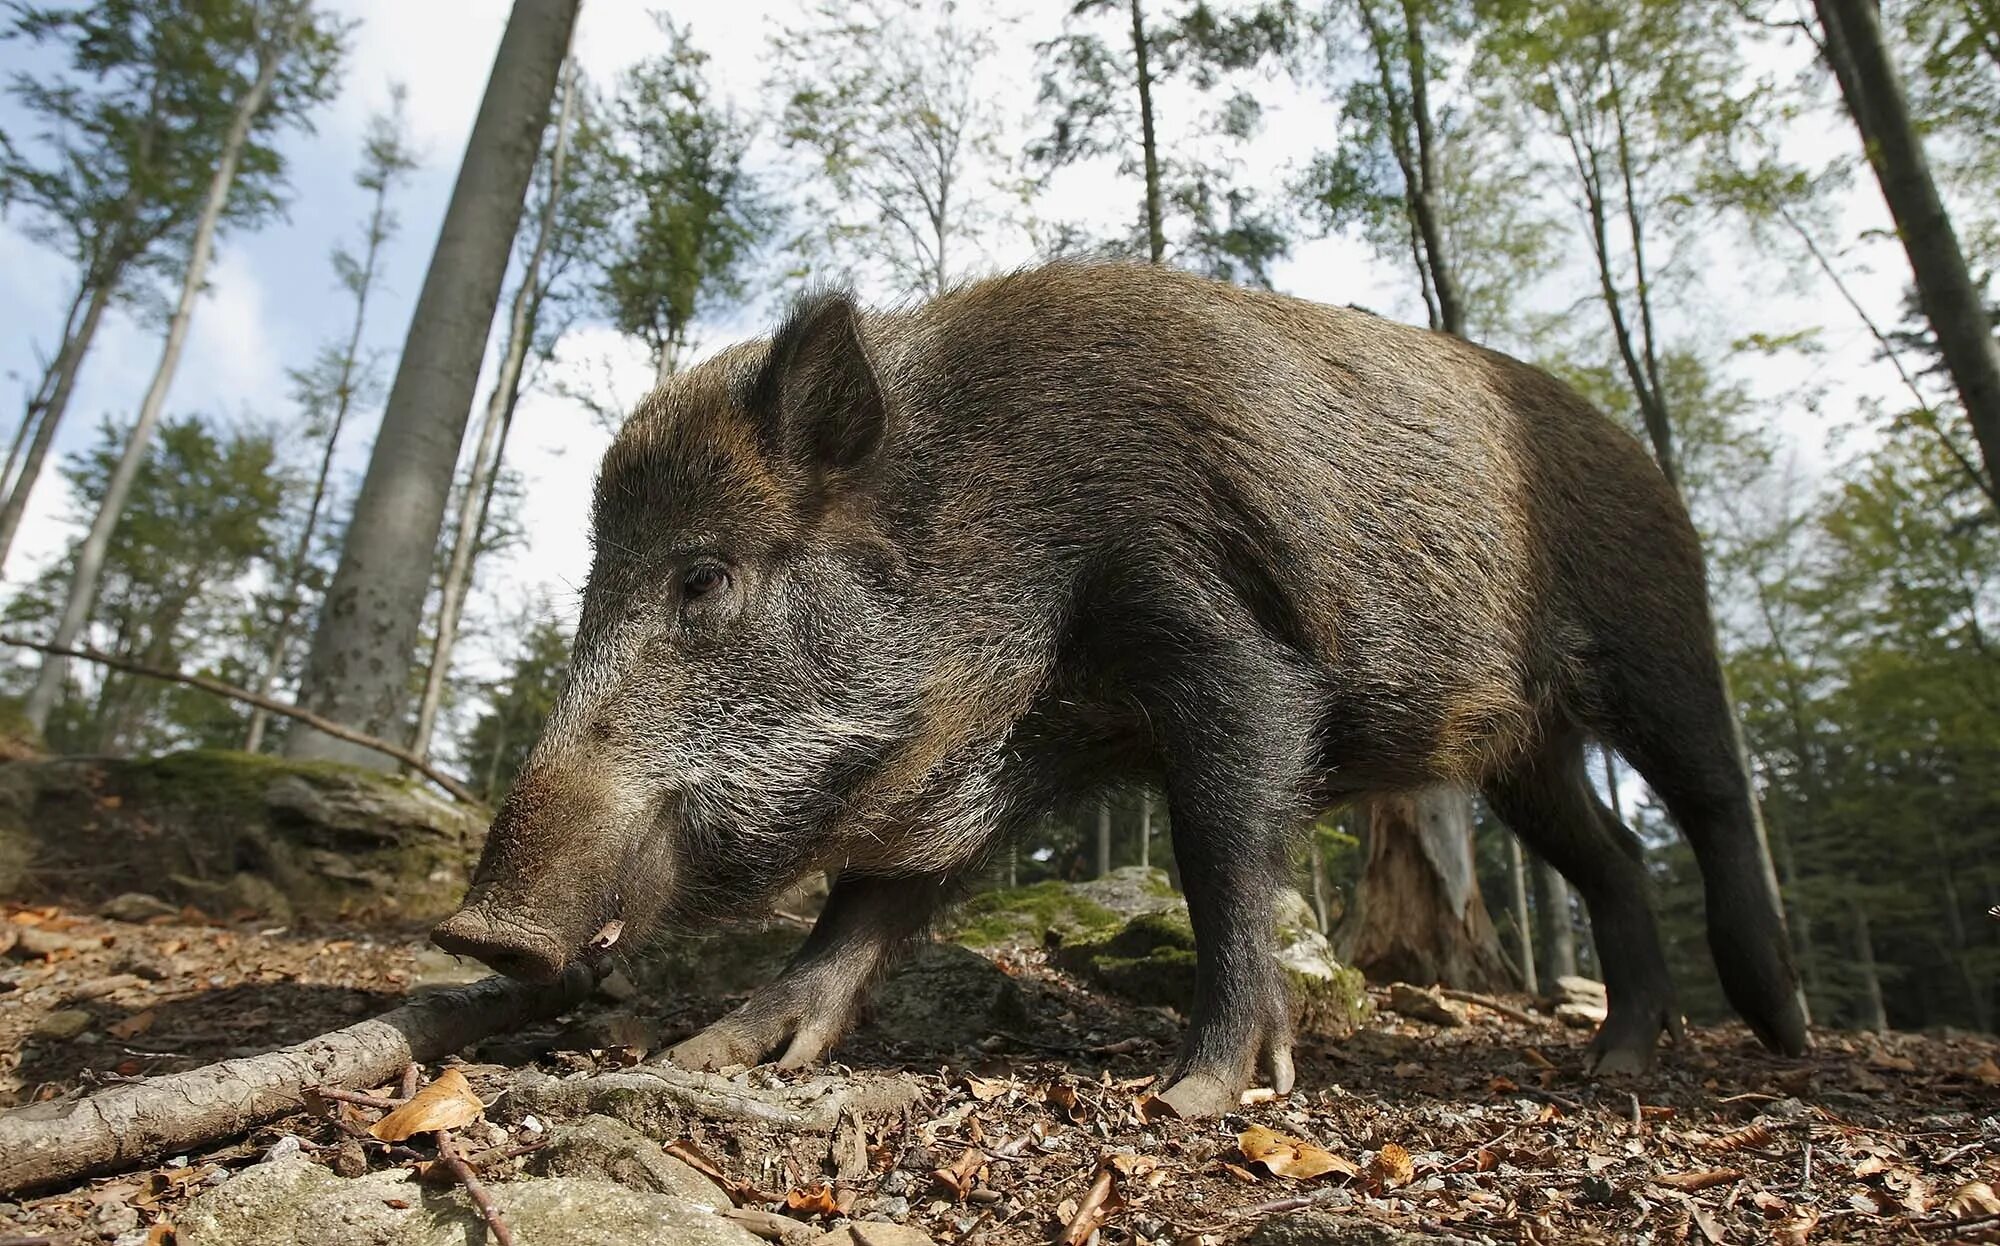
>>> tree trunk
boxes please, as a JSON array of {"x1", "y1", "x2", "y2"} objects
[
  {"x1": 286, "y1": 0, "x2": 582, "y2": 765},
  {"x1": 1138, "y1": 791, "x2": 1152, "y2": 869},
  {"x1": 23, "y1": 29, "x2": 292, "y2": 734},
  {"x1": 1309, "y1": 835, "x2": 1329, "y2": 933},
  {"x1": 410, "y1": 56, "x2": 578, "y2": 763},
  {"x1": 1814, "y1": 0, "x2": 2000, "y2": 497},
  {"x1": 0, "y1": 278, "x2": 116, "y2": 578},
  {"x1": 1854, "y1": 908, "x2": 1888, "y2": 1034},
  {"x1": 1395, "y1": 0, "x2": 1464, "y2": 336},
  {"x1": 1343, "y1": 789, "x2": 1513, "y2": 990},
  {"x1": 1128, "y1": 0, "x2": 1165, "y2": 264},
  {"x1": 1508, "y1": 834, "x2": 1537, "y2": 995},
  {"x1": 1095, "y1": 798, "x2": 1112, "y2": 878},
  {"x1": 1534, "y1": 856, "x2": 1578, "y2": 982}
]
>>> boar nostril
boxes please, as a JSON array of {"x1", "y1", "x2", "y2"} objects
[{"x1": 430, "y1": 905, "x2": 568, "y2": 984}]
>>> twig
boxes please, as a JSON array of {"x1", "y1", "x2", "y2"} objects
[
  {"x1": 399, "y1": 1063, "x2": 422, "y2": 1101},
  {"x1": 0, "y1": 632, "x2": 481, "y2": 804},
  {"x1": 437, "y1": 1128, "x2": 512, "y2": 1246},
  {"x1": 1439, "y1": 989, "x2": 1539, "y2": 1027},
  {"x1": 1801, "y1": 1139, "x2": 1812, "y2": 1190},
  {"x1": 1440, "y1": 1126, "x2": 1519, "y2": 1172},
  {"x1": 309, "y1": 1086, "x2": 407, "y2": 1112},
  {"x1": 465, "y1": 1139, "x2": 548, "y2": 1170},
  {"x1": 1059, "y1": 1162, "x2": 1119, "y2": 1246}
]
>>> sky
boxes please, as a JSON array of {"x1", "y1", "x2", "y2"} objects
[{"x1": 0, "y1": 0, "x2": 1939, "y2": 761}]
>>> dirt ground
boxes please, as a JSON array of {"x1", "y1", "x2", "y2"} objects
[{"x1": 3, "y1": 900, "x2": 1999, "y2": 1245}]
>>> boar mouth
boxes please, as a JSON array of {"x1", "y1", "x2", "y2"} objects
[{"x1": 430, "y1": 902, "x2": 578, "y2": 984}]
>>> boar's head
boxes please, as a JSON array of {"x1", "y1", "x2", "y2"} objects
[{"x1": 432, "y1": 292, "x2": 925, "y2": 982}]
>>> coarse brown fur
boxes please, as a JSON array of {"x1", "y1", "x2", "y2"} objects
[{"x1": 435, "y1": 261, "x2": 1808, "y2": 1116}]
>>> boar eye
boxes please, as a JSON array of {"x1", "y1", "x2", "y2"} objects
[{"x1": 681, "y1": 562, "x2": 729, "y2": 602}]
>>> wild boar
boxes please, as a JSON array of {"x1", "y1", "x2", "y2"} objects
[{"x1": 432, "y1": 261, "x2": 1808, "y2": 1116}]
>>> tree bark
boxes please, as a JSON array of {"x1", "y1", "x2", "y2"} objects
[
  {"x1": 1138, "y1": 791, "x2": 1152, "y2": 869},
  {"x1": 1814, "y1": 0, "x2": 2000, "y2": 498},
  {"x1": 1534, "y1": 856, "x2": 1578, "y2": 982},
  {"x1": 286, "y1": 0, "x2": 582, "y2": 765},
  {"x1": 0, "y1": 278, "x2": 116, "y2": 578},
  {"x1": 1095, "y1": 798, "x2": 1113, "y2": 878},
  {"x1": 1395, "y1": 0, "x2": 1464, "y2": 335},
  {"x1": 24, "y1": 25, "x2": 293, "y2": 734},
  {"x1": 410, "y1": 55, "x2": 578, "y2": 763},
  {"x1": 1128, "y1": 0, "x2": 1165, "y2": 264},
  {"x1": 1508, "y1": 834, "x2": 1537, "y2": 995},
  {"x1": 0, "y1": 964, "x2": 598, "y2": 1196},
  {"x1": 1343, "y1": 790, "x2": 1514, "y2": 991},
  {"x1": 1854, "y1": 908, "x2": 1888, "y2": 1034}
]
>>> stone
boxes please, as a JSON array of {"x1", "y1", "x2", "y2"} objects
[
  {"x1": 175, "y1": 1156, "x2": 763, "y2": 1246},
  {"x1": 1071, "y1": 866, "x2": 1183, "y2": 920},
  {"x1": 1384, "y1": 983, "x2": 1467, "y2": 1028},
  {"x1": 1556, "y1": 1001, "x2": 1608, "y2": 1029},
  {"x1": 1553, "y1": 975, "x2": 1607, "y2": 1006},
  {"x1": 812, "y1": 1225, "x2": 938, "y2": 1246},
  {"x1": 99, "y1": 892, "x2": 178, "y2": 923},
  {"x1": 941, "y1": 882, "x2": 1126, "y2": 949},
  {"x1": 525, "y1": 1114, "x2": 731, "y2": 1211},
  {"x1": 1243, "y1": 1209, "x2": 1457, "y2": 1245},
  {"x1": 511, "y1": 1064, "x2": 921, "y2": 1136},
  {"x1": 863, "y1": 942, "x2": 1029, "y2": 1048},
  {"x1": 33, "y1": 1009, "x2": 91, "y2": 1040},
  {"x1": 0, "y1": 751, "x2": 485, "y2": 922}
]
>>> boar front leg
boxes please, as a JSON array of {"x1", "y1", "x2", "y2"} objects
[
  {"x1": 667, "y1": 872, "x2": 953, "y2": 1072},
  {"x1": 1148, "y1": 642, "x2": 1315, "y2": 1119}
]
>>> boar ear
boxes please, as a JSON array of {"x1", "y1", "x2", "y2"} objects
[{"x1": 749, "y1": 290, "x2": 889, "y2": 474}]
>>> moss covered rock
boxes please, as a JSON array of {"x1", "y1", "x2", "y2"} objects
[
  {"x1": 1054, "y1": 890, "x2": 1371, "y2": 1037},
  {"x1": 943, "y1": 880, "x2": 1127, "y2": 949},
  {"x1": 0, "y1": 750, "x2": 484, "y2": 921}
]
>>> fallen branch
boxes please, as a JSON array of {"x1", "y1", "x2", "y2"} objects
[
  {"x1": 438, "y1": 1128, "x2": 513, "y2": 1246},
  {"x1": 1439, "y1": 988, "x2": 1539, "y2": 1027},
  {"x1": 0, "y1": 633, "x2": 480, "y2": 804},
  {"x1": 0, "y1": 962, "x2": 600, "y2": 1195}
]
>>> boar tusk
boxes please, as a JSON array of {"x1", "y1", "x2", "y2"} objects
[{"x1": 589, "y1": 920, "x2": 623, "y2": 951}]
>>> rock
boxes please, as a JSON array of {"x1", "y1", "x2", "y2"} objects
[
  {"x1": 1056, "y1": 902, "x2": 1371, "y2": 1037},
  {"x1": 1553, "y1": 975, "x2": 1607, "y2": 1006},
  {"x1": 1556, "y1": 1001, "x2": 1607, "y2": 1029},
  {"x1": 33, "y1": 1008, "x2": 92, "y2": 1040},
  {"x1": 864, "y1": 942, "x2": 1028, "y2": 1048},
  {"x1": 99, "y1": 892, "x2": 178, "y2": 923},
  {"x1": 942, "y1": 881, "x2": 1125, "y2": 949},
  {"x1": 813, "y1": 1225, "x2": 938, "y2": 1246},
  {"x1": 1071, "y1": 866, "x2": 1183, "y2": 920},
  {"x1": 1244, "y1": 1209, "x2": 1456, "y2": 1245},
  {"x1": 525, "y1": 1114, "x2": 731, "y2": 1211},
  {"x1": 90, "y1": 1199, "x2": 141, "y2": 1236},
  {"x1": 0, "y1": 751, "x2": 485, "y2": 922},
  {"x1": 175, "y1": 1156, "x2": 763, "y2": 1246},
  {"x1": 511, "y1": 1063, "x2": 921, "y2": 1136},
  {"x1": 1385, "y1": 983, "x2": 1467, "y2": 1028}
]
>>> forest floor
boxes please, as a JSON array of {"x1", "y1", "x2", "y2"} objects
[{"x1": 2, "y1": 899, "x2": 1999, "y2": 1245}]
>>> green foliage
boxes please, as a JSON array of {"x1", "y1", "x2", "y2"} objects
[
  {"x1": 3, "y1": 417, "x2": 294, "y2": 754},
  {"x1": 460, "y1": 609, "x2": 572, "y2": 803},
  {"x1": 594, "y1": 20, "x2": 773, "y2": 374}
]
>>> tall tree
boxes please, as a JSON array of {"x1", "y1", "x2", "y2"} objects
[
  {"x1": 285, "y1": 0, "x2": 582, "y2": 766},
  {"x1": 0, "y1": 0, "x2": 339, "y2": 575},
  {"x1": 601, "y1": 18, "x2": 772, "y2": 384},
  {"x1": 1033, "y1": 0, "x2": 1297, "y2": 284},
  {"x1": 242, "y1": 91, "x2": 416, "y2": 753},
  {"x1": 24, "y1": 0, "x2": 342, "y2": 734},
  {"x1": 410, "y1": 56, "x2": 582, "y2": 764},
  {"x1": 768, "y1": 0, "x2": 998, "y2": 298},
  {"x1": 1813, "y1": 0, "x2": 2000, "y2": 500},
  {"x1": 461, "y1": 606, "x2": 571, "y2": 803}
]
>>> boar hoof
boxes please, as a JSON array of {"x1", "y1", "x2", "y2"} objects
[
  {"x1": 1582, "y1": 1011, "x2": 1674, "y2": 1076},
  {"x1": 666, "y1": 1026, "x2": 768, "y2": 1072},
  {"x1": 1156, "y1": 1072, "x2": 1242, "y2": 1119}
]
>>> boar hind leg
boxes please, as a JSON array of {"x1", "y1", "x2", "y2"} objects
[
  {"x1": 666, "y1": 872, "x2": 953, "y2": 1073},
  {"x1": 1483, "y1": 739, "x2": 1680, "y2": 1074},
  {"x1": 1148, "y1": 647, "x2": 1313, "y2": 1120}
]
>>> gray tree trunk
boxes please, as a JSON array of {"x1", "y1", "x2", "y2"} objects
[
  {"x1": 1854, "y1": 909, "x2": 1888, "y2": 1034},
  {"x1": 0, "y1": 280, "x2": 116, "y2": 578},
  {"x1": 1128, "y1": 0, "x2": 1164, "y2": 264},
  {"x1": 410, "y1": 55, "x2": 579, "y2": 763},
  {"x1": 1535, "y1": 856, "x2": 1578, "y2": 983},
  {"x1": 285, "y1": 0, "x2": 582, "y2": 764},
  {"x1": 1508, "y1": 834, "x2": 1537, "y2": 995},
  {"x1": 1138, "y1": 791, "x2": 1152, "y2": 869},
  {"x1": 1815, "y1": 0, "x2": 2000, "y2": 497},
  {"x1": 1095, "y1": 798, "x2": 1112, "y2": 878},
  {"x1": 24, "y1": 28, "x2": 292, "y2": 733}
]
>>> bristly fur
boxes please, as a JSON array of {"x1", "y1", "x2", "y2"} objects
[{"x1": 437, "y1": 260, "x2": 1807, "y2": 1106}]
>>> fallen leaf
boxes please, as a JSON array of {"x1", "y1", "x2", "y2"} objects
[
  {"x1": 1854, "y1": 1155, "x2": 1890, "y2": 1178},
  {"x1": 1522, "y1": 1047, "x2": 1556, "y2": 1069},
  {"x1": 1867, "y1": 1048, "x2": 1915, "y2": 1073},
  {"x1": 1107, "y1": 1153, "x2": 1159, "y2": 1178},
  {"x1": 932, "y1": 1146, "x2": 986, "y2": 1199},
  {"x1": 963, "y1": 1074, "x2": 1012, "y2": 1102},
  {"x1": 1238, "y1": 1125, "x2": 1357, "y2": 1181},
  {"x1": 146, "y1": 1225, "x2": 173, "y2": 1246},
  {"x1": 1046, "y1": 1080, "x2": 1087, "y2": 1123},
  {"x1": 1217, "y1": 1160, "x2": 1259, "y2": 1184},
  {"x1": 368, "y1": 1069, "x2": 483, "y2": 1141},
  {"x1": 1947, "y1": 1181, "x2": 2000, "y2": 1217},
  {"x1": 108, "y1": 1009, "x2": 155, "y2": 1040},
  {"x1": 1689, "y1": 1201, "x2": 1727, "y2": 1244},
  {"x1": 1488, "y1": 1074, "x2": 1519, "y2": 1094},
  {"x1": 1239, "y1": 1087, "x2": 1278, "y2": 1105},
  {"x1": 1970, "y1": 1057, "x2": 2000, "y2": 1086},
  {"x1": 1751, "y1": 1191, "x2": 1789, "y2": 1216},
  {"x1": 1711, "y1": 1123, "x2": 1774, "y2": 1151},
  {"x1": 1774, "y1": 1212, "x2": 1818, "y2": 1246},
  {"x1": 1366, "y1": 1142, "x2": 1414, "y2": 1190},
  {"x1": 1652, "y1": 1169, "x2": 1743, "y2": 1192},
  {"x1": 784, "y1": 1183, "x2": 839, "y2": 1216}
]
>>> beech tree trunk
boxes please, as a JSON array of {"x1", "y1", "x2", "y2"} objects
[
  {"x1": 1815, "y1": 0, "x2": 2000, "y2": 497},
  {"x1": 1343, "y1": 790, "x2": 1514, "y2": 991},
  {"x1": 1128, "y1": 0, "x2": 1165, "y2": 264},
  {"x1": 286, "y1": 0, "x2": 582, "y2": 765},
  {"x1": 1854, "y1": 909, "x2": 1888, "y2": 1034},
  {"x1": 24, "y1": 29, "x2": 292, "y2": 733},
  {"x1": 1535, "y1": 856, "x2": 1578, "y2": 982},
  {"x1": 1095, "y1": 799, "x2": 1113, "y2": 878},
  {"x1": 0, "y1": 279, "x2": 116, "y2": 578},
  {"x1": 1138, "y1": 791, "x2": 1153, "y2": 869},
  {"x1": 410, "y1": 56, "x2": 578, "y2": 763},
  {"x1": 1508, "y1": 835, "x2": 1537, "y2": 995}
]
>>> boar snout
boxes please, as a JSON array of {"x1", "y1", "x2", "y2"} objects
[{"x1": 430, "y1": 756, "x2": 650, "y2": 983}]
